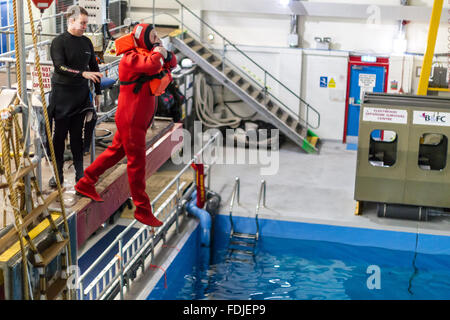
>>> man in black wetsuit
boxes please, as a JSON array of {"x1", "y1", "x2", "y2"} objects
[{"x1": 48, "y1": 5, "x2": 103, "y2": 188}]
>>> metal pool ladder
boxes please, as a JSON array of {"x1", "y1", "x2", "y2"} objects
[{"x1": 228, "y1": 178, "x2": 266, "y2": 261}]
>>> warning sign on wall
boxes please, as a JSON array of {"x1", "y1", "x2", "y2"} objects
[
  {"x1": 363, "y1": 107, "x2": 408, "y2": 124},
  {"x1": 32, "y1": 65, "x2": 53, "y2": 93},
  {"x1": 328, "y1": 78, "x2": 336, "y2": 88},
  {"x1": 359, "y1": 73, "x2": 376, "y2": 88}
]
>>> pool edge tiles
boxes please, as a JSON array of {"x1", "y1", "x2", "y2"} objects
[{"x1": 214, "y1": 214, "x2": 450, "y2": 256}]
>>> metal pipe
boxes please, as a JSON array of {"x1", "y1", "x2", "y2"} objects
[
  {"x1": 0, "y1": 40, "x2": 51, "y2": 58},
  {"x1": 0, "y1": 12, "x2": 65, "y2": 31},
  {"x1": 17, "y1": 0, "x2": 33, "y2": 216},
  {"x1": 0, "y1": 30, "x2": 59, "y2": 37},
  {"x1": 0, "y1": 57, "x2": 53, "y2": 64},
  {"x1": 153, "y1": 0, "x2": 155, "y2": 27},
  {"x1": 118, "y1": 238, "x2": 124, "y2": 300},
  {"x1": 6, "y1": 62, "x2": 11, "y2": 88},
  {"x1": 417, "y1": 0, "x2": 443, "y2": 95}
]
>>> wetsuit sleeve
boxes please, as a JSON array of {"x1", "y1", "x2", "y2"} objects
[
  {"x1": 163, "y1": 51, "x2": 177, "y2": 70},
  {"x1": 50, "y1": 36, "x2": 83, "y2": 78},
  {"x1": 123, "y1": 51, "x2": 166, "y2": 76},
  {"x1": 87, "y1": 40, "x2": 102, "y2": 95}
]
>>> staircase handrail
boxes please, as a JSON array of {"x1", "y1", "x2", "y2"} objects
[
  {"x1": 228, "y1": 177, "x2": 240, "y2": 236},
  {"x1": 174, "y1": 0, "x2": 321, "y2": 130}
]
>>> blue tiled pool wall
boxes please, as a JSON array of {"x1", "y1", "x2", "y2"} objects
[
  {"x1": 146, "y1": 215, "x2": 450, "y2": 300},
  {"x1": 147, "y1": 223, "x2": 208, "y2": 300},
  {"x1": 214, "y1": 214, "x2": 450, "y2": 256}
]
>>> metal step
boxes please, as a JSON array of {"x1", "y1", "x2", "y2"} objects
[
  {"x1": 46, "y1": 277, "x2": 68, "y2": 300},
  {"x1": 183, "y1": 37, "x2": 195, "y2": 46},
  {"x1": 226, "y1": 256, "x2": 253, "y2": 264},
  {"x1": 250, "y1": 90, "x2": 262, "y2": 100},
  {"x1": 201, "y1": 52, "x2": 213, "y2": 61},
  {"x1": 240, "y1": 82, "x2": 251, "y2": 92},
  {"x1": 211, "y1": 60, "x2": 222, "y2": 68},
  {"x1": 229, "y1": 248, "x2": 254, "y2": 256},
  {"x1": 171, "y1": 34, "x2": 320, "y2": 153},
  {"x1": 33, "y1": 238, "x2": 68, "y2": 267},
  {"x1": 232, "y1": 232, "x2": 257, "y2": 240},
  {"x1": 191, "y1": 44, "x2": 204, "y2": 53},
  {"x1": 224, "y1": 67, "x2": 233, "y2": 76},
  {"x1": 231, "y1": 74, "x2": 242, "y2": 83},
  {"x1": 230, "y1": 240, "x2": 256, "y2": 247}
]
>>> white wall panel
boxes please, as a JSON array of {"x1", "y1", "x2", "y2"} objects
[{"x1": 301, "y1": 50, "x2": 348, "y2": 140}]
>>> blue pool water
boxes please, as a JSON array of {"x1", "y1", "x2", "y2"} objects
[{"x1": 147, "y1": 219, "x2": 450, "y2": 300}]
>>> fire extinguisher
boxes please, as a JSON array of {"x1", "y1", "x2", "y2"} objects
[{"x1": 32, "y1": 0, "x2": 54, "y2": 13}]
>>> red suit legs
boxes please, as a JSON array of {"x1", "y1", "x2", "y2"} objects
[
  {"x1": 123, "y1": 126, "x2": 162, "y2": 227},
  {"x1": 75, "y1": 126, "x2": 162, "y2": 227}
]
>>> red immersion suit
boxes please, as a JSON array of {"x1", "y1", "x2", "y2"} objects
[{"x1": 75, "y1": 24, "x2": 177, "y2": 227}]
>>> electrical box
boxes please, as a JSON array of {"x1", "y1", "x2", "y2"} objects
[
  {"x1": 79, "y1": 0, "x2": 105, "y2": 25},
  {"x1": 84, "y1": 32, "x2": 103, "y2": 51},
  {"x1": 355, "y1": 92, "x2": 450, "y2": 209},
  {"x1": 103, "y1": 39, "x2": 121, "y2": 63}
]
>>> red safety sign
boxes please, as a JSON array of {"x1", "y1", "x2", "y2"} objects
[
  {"x1": 191, "y1": 163, "x2": 206, "y2": 209},
  {"x1": 32, "y1": 0, "x2": 54, "y2": 12}
]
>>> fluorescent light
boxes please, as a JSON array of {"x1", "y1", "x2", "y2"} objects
[
  {"x1": 361, "y1": 55, "x2": 377, "y2": 63},
  {"x1": 280, "y1": 0, "x2": 290, "y2": 7}
]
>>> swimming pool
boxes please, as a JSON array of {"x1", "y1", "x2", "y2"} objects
[{"x1": 147, "y1": 215, "x2": 450, "y2": 300}]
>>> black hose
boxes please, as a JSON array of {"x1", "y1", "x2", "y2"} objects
[{"x1": 213, "y1": 101, "x2": 257, "y2": 120}]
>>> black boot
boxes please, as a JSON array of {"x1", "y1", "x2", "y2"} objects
[
  {"x1": 48, "y1": 172, "x2": 64, "y2": 189},
  {"x1": 49, "y1": 161, "x2": 64, "y2": 189}
]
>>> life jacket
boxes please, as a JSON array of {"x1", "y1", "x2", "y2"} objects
[{"x1": 114, "y1": 31, "x2": 172, "y2": 96}]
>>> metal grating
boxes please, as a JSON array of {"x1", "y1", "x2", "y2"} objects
[{"x1": 55, "y1": 0, "x2": 75, "y2": 33}]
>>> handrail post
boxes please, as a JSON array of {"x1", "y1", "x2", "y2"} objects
[
  {"x1": 262, "y1": 180, "x2": 266, "y2": 208},
  {"x1": 6, "y1": 61, "x2": 11, "y2": 88},
  {"x1": 118, "y1": 238, "x2": 124, "y2": 300},
  {"x1": 222, "y1": 39, "x2": 226, "y2": 73},
  {"x1": 306, "y1": 107, "x2": 310, "y2": 133},
  {"x1": 229, "y1": 177, "x2": 240, "y2": 236},
  {"x1": 152, "y1": 0, "x2": 155, "y2": 27},
  {"x1": 79, "y1": 281, "x2": 84, "y2": 300},
  {"x1": 236, "y1": 177, "x2": 240, "y2": 204},
  {"x1": 263, "y1": 71, "x2": 267, "y2": 102},
  {"x1": 180, "y1": 4, "x2": 184, "y2": 40}
]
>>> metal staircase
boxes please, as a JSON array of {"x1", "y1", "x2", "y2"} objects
[
  {"x1": 170, "y1": 0, "x2": 321, "y2": 153},
  {"x1": 227, "y1": 178, "x2": 266, "y2": 263}
]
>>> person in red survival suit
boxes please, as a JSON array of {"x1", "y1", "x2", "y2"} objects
[{"x1": 75, "y1": 24, "x2": 177, "y2": 227}]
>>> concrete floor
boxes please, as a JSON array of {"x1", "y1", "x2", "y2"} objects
[{"x1": 204, "y1": 139, "x2": 450, "y2": 237}]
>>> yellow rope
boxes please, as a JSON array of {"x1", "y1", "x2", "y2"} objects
[
  {"x1": 0, "y1": 120, "x2": 29, "y2": 300},
  {"x1": 10, "y1": 0, "x2": 30, "y2": 298},
  {"x1": 24, "y1": 0, "x2": 73, "y2": 295}
]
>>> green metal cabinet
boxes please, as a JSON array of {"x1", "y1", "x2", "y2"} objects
[{"x1": 355, "y1": 93, "x2": 450, "y2": 209}]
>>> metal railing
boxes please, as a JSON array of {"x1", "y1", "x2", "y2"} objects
[
  {"x1": 77, "y1": 133, "x2": 220, "y2": 300},
  {"x1": 228, "y1": 177, "x2": 240, "y2": 236},
  {"x1": 174, "y1": 0, "x2": 321, "y2": 130},
  {"x1": 254, "y1": 180, "x2": 266, "y2": 240}
]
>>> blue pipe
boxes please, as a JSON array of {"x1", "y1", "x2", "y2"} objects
[{"x1": 186, "y1": 190, "x2": 211, "y2": 247}]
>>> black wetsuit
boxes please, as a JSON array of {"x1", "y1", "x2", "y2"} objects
[{"x1": 49, "y1": 31, "x2": 101, "y2": 183}]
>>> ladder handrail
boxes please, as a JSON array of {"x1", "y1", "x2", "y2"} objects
[
  {"x1": 254, "y1": 180, "x2": 266, "y2": 240},
  {"x1": 228, "y1": 177, "x2": 240, "y2": 235},
  {"x1": 174, "y1": 0, "x2": 321, "y2": 130}
]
